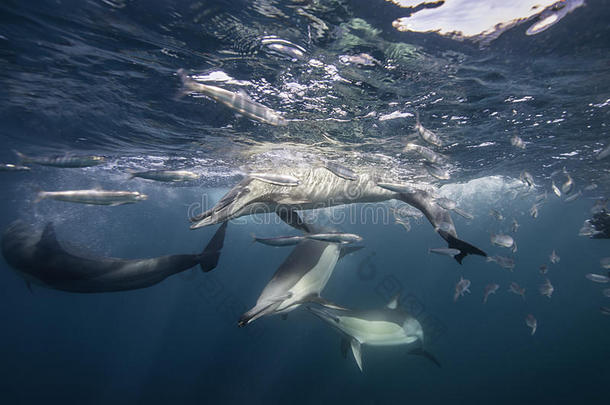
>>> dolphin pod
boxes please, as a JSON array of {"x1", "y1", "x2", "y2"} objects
[
  {"x1": 189, "y1": 166, "x2": 486, "y2": 264},
  {"x1": 1, "y1": 220, "x2": 227, "y2": 293}
]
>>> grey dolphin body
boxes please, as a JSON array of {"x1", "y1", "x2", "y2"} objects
[
  {"x1": 238, "y1": 226, "x2": 361, "y2": 326},
  {"x1": 190, "y1": 167, "x2": 485, "y2": 263},
  {"x1": 307, "y1": 297, "x2": 432, "y2": 371},
  {"x1": 1, "y1": 221, "x2": 228, "y2": 292}
]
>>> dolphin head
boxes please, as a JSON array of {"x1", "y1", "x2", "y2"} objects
[
  {"x1": 307, "y1": 305, "x2": 343, "y2": 325},
  {"x1": 190, "y1": 178, "x2": 274, "y2": 229},
  {"x1": 403, "y1": 316, "x2": 424, "y2": 344}
]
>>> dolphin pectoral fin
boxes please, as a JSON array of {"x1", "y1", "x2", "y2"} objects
[
  {"x1": 340, "y1": 338, "x2": 349, "y2": 359},
  {"x1": 351, "y1": 339, "x2": 363, "y2": 372},
  {"x1": 338, "y1": 245, "x2": 364, "y2": 259},
  {"x1": 407, "y1": 348, "x2": 442, "y2": 368},
  {"x1": 199, "y1": 221, "x2": 228, "y2": 272},
  {"x1": 440, "y1": 231, "x2": 487, "y2": 264},
  {"x1": 276, "y1": 208, "x2": 311, "y2": 233}
]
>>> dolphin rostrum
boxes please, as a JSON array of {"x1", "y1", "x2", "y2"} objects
[
  {"x1": 307, "y1": 296, "x2": 439, "y2": 371},
  {"x1": 1, "y1": 220, "x2": 228, "y2": 293},
  {"x1": 238, "y1": 223, "x2": 362, "y2": 326},
  {"x1": 190, "y1": 166, "x2": 485, "y2": 263}
]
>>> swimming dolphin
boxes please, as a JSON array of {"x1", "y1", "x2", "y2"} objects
[
  {"x1": 238, "y1": 223, "x2": 362, "y2": 326},
  {"x1": 307, "y1": 296, "x2": 438, "y2": 371},
  {"x1": 190, "y1": 166, "x2": 485, "y2": 263},
  {"x1": 1, "y1": 220, "x2": 228, "y2": 293}
]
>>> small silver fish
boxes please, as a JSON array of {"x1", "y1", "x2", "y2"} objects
[
  {"x1": 578, "y1": 221, "x2": 600, "y2": 237},
  {"x1": 404, "y1": 143, "x2": 446, "y2": 163},
  {"x1": 305, "y1": 233, "x2": 363, "y2": 244},
  {"x1": 525, "y1": 314, "x2": 537, "y2": 335},
  {"x1": 508, "y1": 282, "x2": 526, "y2": 300},
  {"x1": 590, "y1": 199, "x2": 607, "y2": 214},
  {"x1": 395, "y1": 218, "x2": 411, "y2": 232},
  {"x1": 511, "y1": 219, "x2": 520, "y2": 233},
  {"x1": 248, "y1": 172, "x2": 301, "y2": 187},
  {"x1": 600, "y1": 257, "x2": 610, "y2": 269},
  {"x1": 520, "y1": 170, "x2": 535, "y2": 188},
  {"x1": 511, "y1": 241, "x2": 518, "y2": 253},
  {"x1": 434, "y1": 222, "x2": 454, "y2": 233},
  {"x1": 390, "y1": 205, "x2": 423, "y2": 220},
  {"x1": 483, "y1": 283, "x2": 499, "y2": 303},
  {"x1": 454, "y1": 277, "x2": 471, "y2": 302},
  {"x1": 15, "y1": 150, "x2": 104, "y2": 168},
  {"x1": 600, "y1": 307, "x2": 610, "y2": 316},
  {"x1": 551, "y1": 180, "x2": 562, "y2": 197},
  {"x1": 487, "y1": 255, "x2": 515, "y2": 271},
  {"x1": 489, "y1": 209, "x2": 504, "y2": 221},
  {"x1": 584, "y1": 183, "x2": 598, "y2": 192},
  {"x1": 178, "y1": 69, "x2": 287, "y2": 126},
  {"x1": 36, "y1": 189, "x2": 147, "y2": 206},
  {"x1": 530, "y1": 203, "x2": 540, "y2": 218},
  {"x1": 549, "y1": 250, "x2": 560, "y2": 264},
  {"x1": 415, "y1": 111, "x2": 442, "y2": 147},
  {"x1": 510, "y1": 135, "x2": 525, "y2": 149},
  {"x1": 539, "y1": 278, "x2": 554, "y2": 298},
  {"x1": 585, "y1": 273, "x2": 610, "y2": 284},
  {"x1": 424, "y1": 163, "x2": 450, "y2": 180},
  {"x1": 596, "y1": 144, "x2": 610, "y2": 161},
  {"x1": 564, "y1": 190, "x2": 581, "y2": 202},
  {"x1": 434, "y1": 197, "x2": 457, "y2": 210},
  {"x1": 491, "y1": 233, "x2": 514, "y2": 249},
  {"x1": 602, "y1": 288, "x2": 610, "y2": 298},
  {"x1": 252, "y1": 235, "x2": 305, "y2": 247},
  {"x1": 377, "y1": 182, "x2": 415, "y2": 194},
  {"x1": 322, "y1": 162, "x2": 358, "y2": 181},
  {"x1": 561, "y1": 169, "x2": 573, "y2": 194},
  {"x1": 339, "y1": 53, "x2": 379, "y2": 66},
  {"x1": 535, "y1": 191, "x2": 547, "y2": 203},
  {"x1": 129, "y1": 170, "x2": 200, "y2": 182},
  {"x1": 453, "y1": 207, "x2": 474, "y2": 220},
  {"x1": 0, "y1": 163, "x2": 30, "y2": 171},
  {"x1": 428, "y1": 248, "x2": 460, "y2": 257}
]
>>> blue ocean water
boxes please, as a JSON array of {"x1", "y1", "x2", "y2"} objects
[{"x1": 1, "y1": 0, "x2": 609, "y2": 404}]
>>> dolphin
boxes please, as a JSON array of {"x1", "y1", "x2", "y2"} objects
[
  {"x1": 1, "y1": 220, "x2": 228, "y2": 293},
  {"x1": 307, "y1": 296, "x2": 439, "y2": 371},
  {"x1": 190, "y1": 166, "x2": 485, "y2": 263},
  {"x1": 238, "y1": 222, "x2": 362, "y2": 326}
]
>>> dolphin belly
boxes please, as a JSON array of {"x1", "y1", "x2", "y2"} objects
[{"x1": 276, "y1": 243, "x2": 341, "y2": 312}]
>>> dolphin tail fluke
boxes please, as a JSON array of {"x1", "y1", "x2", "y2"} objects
[
  {"x1": 407, "y1": 347, "x2": 441, "y2": 368},
  {"x1": 440, "y1": 231, "x2": 486, "y2": 264},
  {"x1": 198, "y1": 221, "x2": 228, "y2": 272}
]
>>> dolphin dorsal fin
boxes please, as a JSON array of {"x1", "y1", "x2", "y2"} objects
[
  {"x1": 351, "y1": 339, "x2": 363, "y2": 372},
  {"x1": 387, "y1": 294, "x2": 400, "y2": 310},
  {"x1": 40, "y1": 223, "x2": 62, "y2": 251}
]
